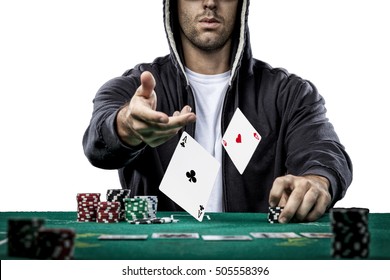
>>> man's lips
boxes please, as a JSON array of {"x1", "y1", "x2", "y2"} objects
[
  {"x1": 199, "y1": 17, "x2": 221, "y2": 28},
  {"x1": 200, "y1": 17, "x2": 220, "y2": 23}
]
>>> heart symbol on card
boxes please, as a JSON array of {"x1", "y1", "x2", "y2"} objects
[
  {"x1": 222, "y1": 140, "x2": 227, "y2": 146},
  {"x1": 253, "y1": 132, "x2": 260, "y2": 141},
  {"x1": 235, "y1": 134, "x2": 242, "y2": 143}
]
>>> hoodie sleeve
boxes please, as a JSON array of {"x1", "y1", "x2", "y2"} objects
[
  {"x1": 82, "y1": 73, "x2": 146, "y2": 170},
  {"x1": 281, "y1": 77, "x2": 353, "y2": 207}
]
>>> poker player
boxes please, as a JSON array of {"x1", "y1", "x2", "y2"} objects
[{"x1": 83, "y1": 0, "x2": 353, "y2": 223}]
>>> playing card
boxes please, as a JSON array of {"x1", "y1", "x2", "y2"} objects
[
  {"x1": 250, "y1": 232, "x2": 301, "y2": 238},
  {"x1": 201, "y1": 235, "x2": 252, "y2": 241},
  {"x1": 221, "y1": 108, "x2": 261, "y2": 174},
  {"x1": 98, "y1": 234, "x2": 148, "y2": 240},
  {"x1": 151, "y1": 233, "x2": 200, "y2": 239},
  {"x1": 159, "y1": 132, "x2": 220, "y2": 222},
  {"x1": 300, "y1": 232, "x2": 334, "y2": 238}
]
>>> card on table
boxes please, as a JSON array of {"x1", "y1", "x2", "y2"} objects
[
  {"x1": 159, "y1": 132, "x2": 220, "y2": 222},
  {"x1": 250, "y1": 232, "x2": 301, "y2": 238},
  {"x1": 152, "y1": 233, "x2": 200, "y2": 239},
  {"x1": 98, "y1": 234, "x2": 148, "y2": 240},
  {"x1": 201, "y1": 235, "x2": 253, "y2": 241},
  {"x1": 300, "y1": 232, "x2": 334, "y2": 238},
  {"x1": 221, "y1": 108, "x2": 261, "y2": 174}
]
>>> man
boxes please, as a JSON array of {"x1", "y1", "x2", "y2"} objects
[{"x1": 83, "y1": 0, "x2": 352, "y2": 223}]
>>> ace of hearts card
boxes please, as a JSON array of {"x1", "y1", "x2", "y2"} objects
[{"x1": 221, "y1": 108, "x2": 261, "y2": 174}]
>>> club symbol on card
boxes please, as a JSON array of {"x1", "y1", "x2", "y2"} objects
[
  {"x1": 186, "y1": 170, "x2": 197, "y2": 183},
  {"x1": 180, "y1": 135, "x2": 187, "y2": 147},
  {"x1": 236, "y1": 134, "x2": 242, "y2": 143},
  {"x1": 198, "y1": 205, "x2": 204, "y2": 218}
]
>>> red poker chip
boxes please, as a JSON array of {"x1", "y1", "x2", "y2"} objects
[
  {"x1": 97, "y1": 212, "x2": 118, "y2": 215},
  {"x1": 78, "y1": 213, "x2": 96, "y2": 217},
  {"x1": 78, "y1": 203, "x2": 96, "y2": 207},
  {"x1": 77, "y1": 218, "x2": 96, "y2": 222},
  {"x1": 77, "y1": 199, "x2": 98, "y2": 203},
  {"x1": 98, "y1": 201, "x2": 120, "y2": 207},
  {"x1": 77, "y1": 203, "x2": 99, "y2": 207},
  {"x1": 97, "y1": 213, "x2": 119, "y2": 217},
  {"x1": 78, "y1": 208, "x2": 96, "y2": 212},
  {"x1": 77, "y1": 216, "x2": 96, "y2": 219},
  {"x1": 97, "y1": 217, "x2": 119, "y2": 221},
  {"x1": 78, "y1": 206, "x2": 96, "y2": 210},
  {"x1": 77, "y1": 201, "x2": 98, "y2": 205},
  {"x1": 77, "y1": 197, "x2": 100, "y2": 202},
  {"x1": 77, "y1": 215, "x2": 96, "y2": 219},
  {"x1": 36, "y1": 228, "x2": 75, "y2": 260},
  {"x1": 96, "y1": 219, "x2": 119, "y2": 223},
  {"x1": 97, "y1": 209, "x2": 120, "y2": 213},
  {"x1": 97, "y1": 205, "x2": 121, "y2": 209},
  {"x1": 97, "y1": 207, "x2": 120, "y2": 211},
  {"x1": 77, "y1": 209, "x2": 96, "y2": 212},
  {"x1": 96, "y1": 216, "x2": 119, "y2": 220},
  {"x1": 77, "y1": 193, "x2": 101, "y2": 198},
  {"x1": 77, "y1": 205, "x2": 98, "y2": 209},
  {"x1": 77, "y1": 197, "x2": 100, "y2": 201},
  {"x1": 77, "y1": 210, "x2": 96, "y2": 215}
]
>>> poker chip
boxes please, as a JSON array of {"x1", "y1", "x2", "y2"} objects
[
  {"x1": 106, "y1": 189, "x2": 131, "y2": 220},
  {"x1": 7, "y1": 218, "x2": 45, "y2": 258},
  {"x1": 124, "y1": 198, "x2": 149, "y2": 222},
  {"x1": 76, "y1": 191, "x2": 159, "y2": 223},
  {"x1": 7, "y1": 218, "x2": 75, "y2": 260},
  {"x1": 267, "y1": 206, "x2": 284, "y2": 223},
  {"x1": 76, "y1": 193, "x2": 101, "y2": 222},
  {"x1": 134, "y1": 195, "x2": 158, "y2": 218},
  {"x1": 36, "y1": 228, "x2": 76, "y2": 260},
  {"x1": 330, "y1": 207, "x2": 370, "y2": 258},
  {"x1": 96, "y1": 201, "x2": 121, "y2": 223}
]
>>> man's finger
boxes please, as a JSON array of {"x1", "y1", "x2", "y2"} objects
[
  {"x1": 136, "y1": 71, "x2": 156, "y2": 98},
  {"x1": 293, "y1": 188, "x2": 319, "y2": 221},
  {"x1": 166, "y1": 112, "x2": 196, "y2": 128},
  {"x1": 268, "y1": 176, "x2": 292, "y2": 207},
  {"x1": 130, "y1": 102, "x2": 169, "y2": 124},
  {"x1": 278, "y1": 187, "x2": 307, "y2": 223}
]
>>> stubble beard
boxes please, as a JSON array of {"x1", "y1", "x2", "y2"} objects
[{"x1": 180, "y1": 12, "x2": 234, "y2": 52}]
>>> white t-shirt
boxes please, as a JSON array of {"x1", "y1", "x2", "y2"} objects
[{"x1": 185, "y1": 68, "x2": 231, "y2": 212}]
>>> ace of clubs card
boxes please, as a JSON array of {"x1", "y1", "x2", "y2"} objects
[
  {"x1": 159, "y1": 132, "x2": 220, "y2": 222},
  {"x1": 221, "y1": 108, "x2": 261, "y2": 174}
]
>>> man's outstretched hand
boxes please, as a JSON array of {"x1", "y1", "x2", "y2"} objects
[{"x1": 116, "y1": 71, "x2": 196, "y2": 147}]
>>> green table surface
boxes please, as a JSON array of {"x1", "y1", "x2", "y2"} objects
[{"x1": 1, "y1": 212, "x2": 389, "y2": 260}]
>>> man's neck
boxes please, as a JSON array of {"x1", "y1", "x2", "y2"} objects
[{"x1": 182, "y1": 41, "x2": 231, "y2": 75}]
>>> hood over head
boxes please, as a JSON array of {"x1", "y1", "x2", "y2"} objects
[{"x1": 163, "y1": 0, "x2": 251, "y2": 85}]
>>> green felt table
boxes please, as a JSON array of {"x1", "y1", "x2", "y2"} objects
[{"x1": 0, "y1": 212, "x2": 389, "y2": 260}]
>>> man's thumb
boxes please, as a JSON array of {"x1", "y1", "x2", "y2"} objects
[{"x1": 137, "y1": 71, "x2": 156, "y2": 98}]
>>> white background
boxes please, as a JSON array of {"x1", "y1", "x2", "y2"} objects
[{"x1": 0, "y1": 0, "x2": 389, "y2": 212}]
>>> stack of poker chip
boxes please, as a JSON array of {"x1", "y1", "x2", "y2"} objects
[
  {"x1": 106, "y1": 189, "x2": 131, "y2": 220},
  {"x1": 7, "y1": 218, "x2": 45, "y2": 258},
  {"x1": 124, "y1": 198, "x2": 149, "y2": 222},
  {"x1": 76, "y1": 193, "x2": 101, "y2": 222},
  {"x1": 134, "y1": 195, "x2": 158, "y2": 218},
  {"x1": 96, "y1": 201, "x2": 121, "y2": 223},
  {"x1": 330, "y1": 207, "x2": 370, "y2": 258},
  {"x1": 267, "y1": 206, "x2": 284, "y2": 223},
  {"x1": 36, "y1": 228, "x2": 75, "y2": 260}
]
